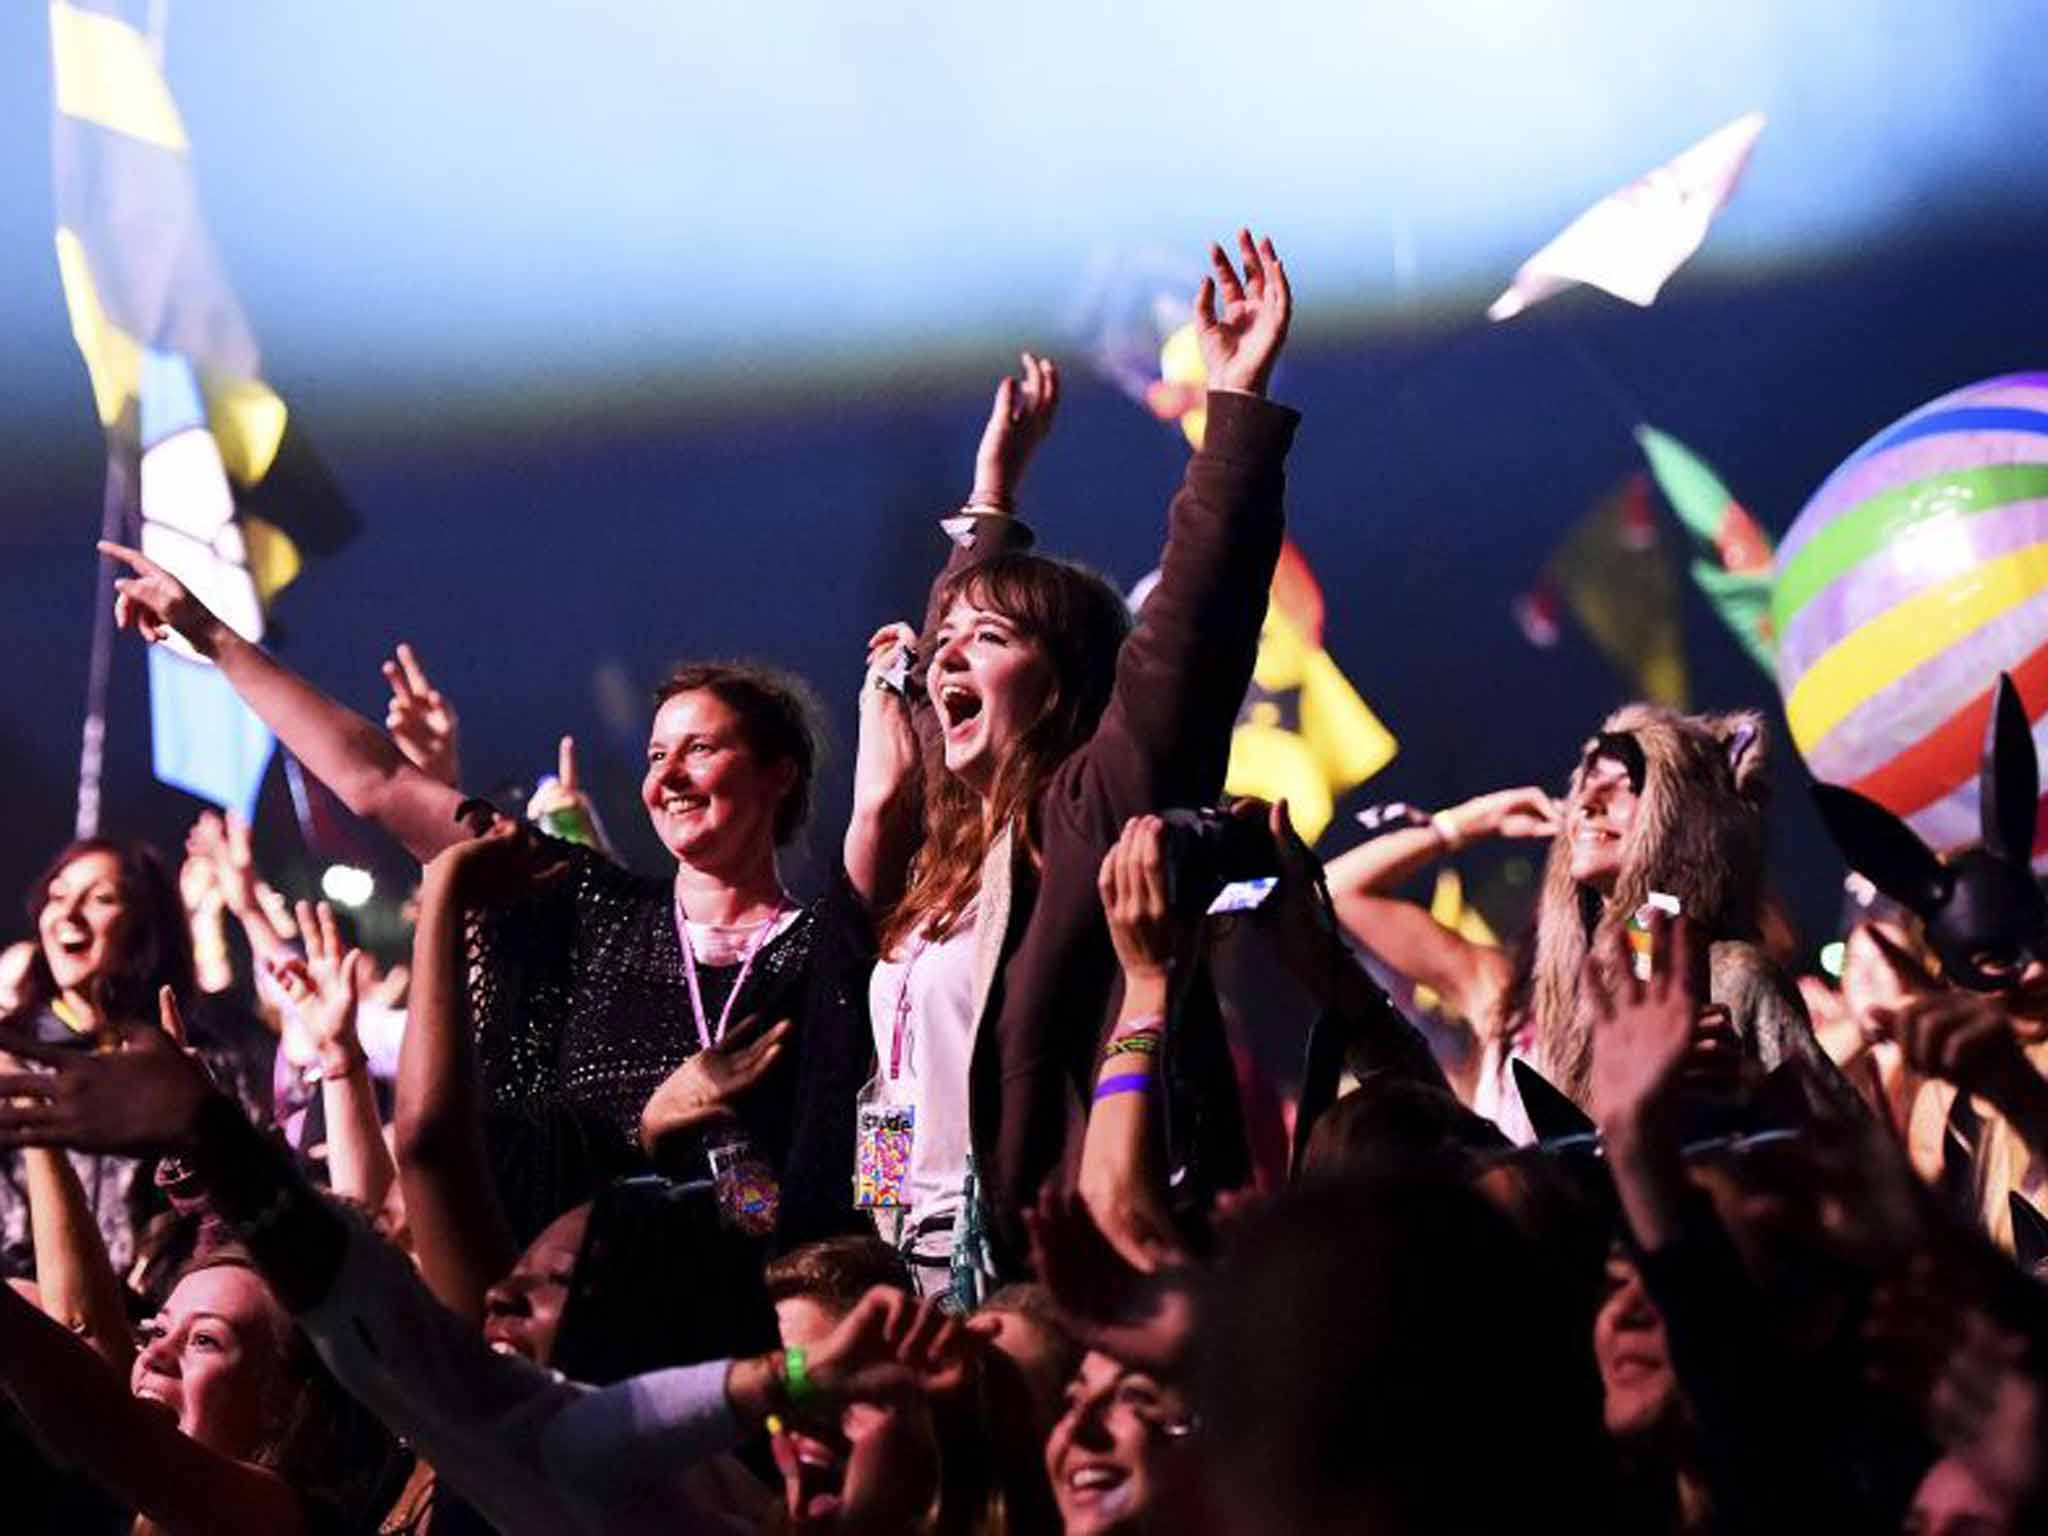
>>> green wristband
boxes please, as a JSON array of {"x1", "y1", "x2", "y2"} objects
[{"x1": 782, "y1": 1345, "x2": 820, "y2": 1416}]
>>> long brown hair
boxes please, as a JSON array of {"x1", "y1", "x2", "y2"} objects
[
  {"x1": 879, "y1": 553, "x2": 1129, "y2": 957},
  {"x1": 1526, "y1": 704, "x2": 1770, "y2": 1103},
  {"x1": 14, "y1": 839, "x2": 193, "y2": 1029}
]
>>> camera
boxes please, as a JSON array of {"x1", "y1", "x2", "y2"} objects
[{"x1": 1158, "y1": 806, "x2": 1280, "y2": 914}]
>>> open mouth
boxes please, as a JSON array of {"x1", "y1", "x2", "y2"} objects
[
  {"x1": 938, "y1": 684, "x2": 984, "y2": 735},
  {"x1": 132, "y1": 1385, "x2": 179, "y2": 1421},
  {"x1": 661, "y1": 793, "x2": 709, "y2": 818}
]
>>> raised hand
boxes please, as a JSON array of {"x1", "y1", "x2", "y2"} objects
[
  {"x1": 1097, "y1": 816, "x2": 1179, "y2": 987},
  {"x1": 801, "y1": 1285, "x2": 977, "y2": 1412},
  {"x1": 96, "y1": 540, "x2": 228, "y2": 657},
  {"x1": 187, "y1": 810, "x2": 256, "y2": 918},
  {"x1": 1438, "y1": 785, "x2": 1561, "y2": 847},
  {"x1": 1020, "y1": 1185, "x2": 1195, "y2": 1378},
  {"x1": 969, "y1": 352, "x2": 1060, "y2": 509},
  {"x1": 266, "y1": 901, "x2": 367, "y2": 1080},
  {"x1": 1193, "y1": 229, "x2": 1292, "y2": 398},
  {"x1": 383, "y1": 642, "x2": 462, "y2": 787},
  {"x1": 525, "y1": 735, "x2": 609, "y2": 852},
  {"x1": 429, "y1": 812, "x2": 576, "y2": 907},
  {"x1": 1869, "y1": 992, "x2": 2048, "y2": 1124},
  {"x1": 0, "y1": 989, "x2": 214, "y2": 1154},
  {"x1": 854, "y1": 623, "x2": 920, "y2": 817},
  {"x1": 637, "y1": 1012, "x2": 795, "y2": 1157},
  {"x1": 1587, "y1": 911, "x2": 1703, "y2": 1129}
]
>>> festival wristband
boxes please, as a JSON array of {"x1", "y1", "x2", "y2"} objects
[
  {"x1": 1100, "y1": 1034, "x2": 1162, "y2": 1061},
  {"x1": 781, "y1": 1345, "x2": 821, "y2": 1417},
  {"x1": 1093, "y1": 1073, "x2": 1155, "y2": 1103}
]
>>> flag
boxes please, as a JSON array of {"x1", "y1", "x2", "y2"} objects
[
  {"x1": 1221, "y1": 542, "x2": 1398, "y2": 843},
  {"x1": 51, "y1": 1, "x2": 350, "y2": 820},
  {"x1": 1635, "y1": 424, "x2": 1778, "y2": 672},
  {"x1": 1521, "y1": 473, "x2": 1689, "y2": 707},
  {"x1": 1487, "y1": 111, "x2": 1766, "y2": 322}
]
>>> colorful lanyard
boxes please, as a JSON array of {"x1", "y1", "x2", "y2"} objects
[{"x1": 676, "y1": 899, "x2": 786, "y2": 1052}]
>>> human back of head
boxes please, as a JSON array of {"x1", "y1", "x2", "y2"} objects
[{"x1": 1198, "y1": 1170, "x2": 1609, "y2": 1535}]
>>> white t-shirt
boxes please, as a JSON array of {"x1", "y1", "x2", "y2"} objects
[{"x1": 866, "y1": 909, "x2": 980, "y2": 1259}]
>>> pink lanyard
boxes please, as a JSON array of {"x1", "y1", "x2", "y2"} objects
[
  {"x1": 676, "y1": 901, "x2": 785, "y2": 1052},
  {"x1": 887, "y1": 903, "x2": 972, "y2": 1081},
  {"x1": 887, "y1": 936, "x2": 929, "y2": 1082}
]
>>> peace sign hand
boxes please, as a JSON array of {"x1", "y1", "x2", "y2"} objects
[{"x1": 383, "y1": 642, "x2": 462, "y2": 786}]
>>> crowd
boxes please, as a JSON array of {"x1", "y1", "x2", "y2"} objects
[{"x1": 2, "y1": 230, "x2": 2046, "y2": 1533}]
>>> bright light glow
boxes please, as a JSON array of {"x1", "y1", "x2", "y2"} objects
[
  {"x1": 321, "y1": 863, "x2": 374, "y2": 908},
  {"x1": 11, "y1": 0, "x2": 2038, "y2": 411},
  {"x1": 1819, "y1": 940, "x2": 1846, "y2": 979}
]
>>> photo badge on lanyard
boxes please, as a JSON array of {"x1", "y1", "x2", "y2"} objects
[{"x1": 854, "y1": 940, "x2": 924, "y2": 1210}]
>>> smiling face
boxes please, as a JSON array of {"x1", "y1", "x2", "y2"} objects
[
  {"x1": 1045, "y1": 1350, "x2": 1193, "y2": 1534},
  {"x1": 641, "y1": 690, "x2": 797, "y2": 876},
  {"x1": 482, "y1": 1202, "x2": 590, "y2": 1366},
  {"x1": 37, "y1": 850, "x2": 135, "y2": 1003},
  {"x1": 1567, "y1": 752, "x2": 1641, "y2": 893},
  {"x1": 929, "y1": 595, "x2": 1056, "y2": 798},
  {"x1": 131, "y1": 1264, "x2": 292, "y2": 1460},
  {"x1": 1592, "y1": 1252, "x2": 1678, "y2": 1440}
]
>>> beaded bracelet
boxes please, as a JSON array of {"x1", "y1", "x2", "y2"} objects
[{"x1": 1093, "y1": 1073, "x2": 1154, "y2": 1103}]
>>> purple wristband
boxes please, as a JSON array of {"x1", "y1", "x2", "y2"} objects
[{"x1": 1093, "y1": 1073, "x2": 1155, "y2": 1103}]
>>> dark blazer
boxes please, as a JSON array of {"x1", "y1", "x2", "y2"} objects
[{"x1": 914, "y1": 390, "x2": 1300, "y2": 1271}]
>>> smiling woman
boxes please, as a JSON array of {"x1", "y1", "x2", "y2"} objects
[
  {"x1": 0, "y1": 1235, "x2": 396, "y2": 1536},
  {"x1": 95, "y1": 538, "x2": 906, "y2": 1253},
  {"x1": 867, "y1": 231, "x2": 1299, "y2": 1296},
  {"x1": 0, "y1": 840, "x2": 268, "y2": 1282}
]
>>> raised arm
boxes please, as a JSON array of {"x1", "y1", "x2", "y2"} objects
[
  {"x1": 845, "y1": 623, "x2": 923, "y2": 908},
  {"x1": 0, "y1": 1281, "x2": 306, "y2": 1536},
  {"x1": 1324, "y1": 788, "x2": 1557, "y2": 1028},
  {"x1": 268, "y1": 901, "x2": 396, "y2": 1215},
  {"x1": 21, "y1": 1144, "x2": 133, "y2": 1371},
  {"x1": 1086, "y1": 232, "x2": 1298, "y2": 810},
  {"x1": 392, "y1": 822, "x2": 537, "y2": 1320},
  {"x1": 100, "y1": 541, "x2": 464, "y2": 862},
  {"x1": 1080, "y1": 816, "x2": 1193, "y2": 1273}
]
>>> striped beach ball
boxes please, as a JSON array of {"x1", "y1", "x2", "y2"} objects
[{"x1": 1775, "y1": 373, "x2": 2048, "y2": 860}]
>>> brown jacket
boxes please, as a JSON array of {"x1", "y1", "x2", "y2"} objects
[{"x1": 915, "y1": 390, "x2": 1300, "y2": 1270}]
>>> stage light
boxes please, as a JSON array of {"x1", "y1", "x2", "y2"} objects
[{"x1": 321, "y1": 863, "x2": 374, "y2": 908}]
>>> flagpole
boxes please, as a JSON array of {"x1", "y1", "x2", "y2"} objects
[{"x1": 74, "y1": 457, "x2": 129, "y2": 839}]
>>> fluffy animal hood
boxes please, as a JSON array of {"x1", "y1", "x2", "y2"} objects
[{"x1": 1529, "y1": 703, "x2": 1771, "y2": 1101}]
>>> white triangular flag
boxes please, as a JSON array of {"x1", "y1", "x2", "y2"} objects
[{"x1": 1488, "y1": 111, "x2": 1766, "y2": 322}]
